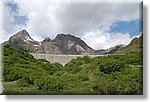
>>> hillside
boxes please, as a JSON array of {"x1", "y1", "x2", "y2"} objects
[
  {"x1": 2, "y1": 44, "x2": 142, "y2": 95},
  {"x1": 116, "y1": 34, "x2": 143, "y2": 54}
]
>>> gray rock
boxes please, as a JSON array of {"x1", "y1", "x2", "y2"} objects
[{"x1": 3, "y1": 30, "x2": 40, "y2": 52}]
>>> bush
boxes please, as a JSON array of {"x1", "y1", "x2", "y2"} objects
[{"x1": 99, "y1": 60, "x2": 125, "y2": 74}]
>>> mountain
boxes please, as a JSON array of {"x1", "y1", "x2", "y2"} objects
[
  {"x1": 3, "y1": 30, "x2": 95, "y2": 55},
  {"x1": 95, "y1": 45, "x2": 124, "y2": 55},
  {"x1": 116, "y1": 34, "x2": 143, "y2": 54},
  {"x1": 4, "y1": 30, "x2": 136, "y2": 55},
  {"x1": 36, "y1": 34, "x2": 95, "y2": 54},
  {"x1": 3, "y1": 30, "x2": 40, "y2": 52}
]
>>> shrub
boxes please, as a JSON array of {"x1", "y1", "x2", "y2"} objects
[{"x1": 99, "y1": 60, "x2": 125, "y2": 74}]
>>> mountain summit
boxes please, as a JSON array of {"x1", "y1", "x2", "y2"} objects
[
  {"x1": 36, "y1": 34, "x2": 95, "y2": 54},
  {"x1": 3, "y1": 30, "x2": 40, "y2": 52},
  {"x1": 14, "y1": 30, "x2": 33, "y2": 41}
]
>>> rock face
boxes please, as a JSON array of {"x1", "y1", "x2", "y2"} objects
[
  {"x1": 42, "y1": 37, "x2": 51, "y2": 43},
  {"x1": 36, "y1": 34, "x2": 95, "y2": 54},
  {"x1": 52, "y1": 34, "x2": 95, "y2": 54},
  {"x1": 3, "y1": 30, "x2": 40, "y2": 52}
]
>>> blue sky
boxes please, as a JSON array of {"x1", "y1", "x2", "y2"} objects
[
  {"x1": 109, "y1": 20, "x2": 142, "y2": 37},
  {"x1": 6, "y1": 2, "x2": 28, "y2": 25},
  {"x1": 6, "y1": 2, "x2": 17, "y2": 12},
  {"x1": 2, "y1": 0, "x2": 142, "y2": 49}
]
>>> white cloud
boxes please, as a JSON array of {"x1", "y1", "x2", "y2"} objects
[
  {"x1": 1, "y1": 0, "x2": 141, "y2": 49},
  {"x1": 82, "y1": 30, "x2": 132, "y2": 49},
  {"x1": 0, "y1": 0, "x2": 27, "y2": 42}
]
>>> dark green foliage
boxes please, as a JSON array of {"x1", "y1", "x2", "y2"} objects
[
  {"x1": 99, "y1": 60, "x2": 125, "y2": 74},
  {"x1": 2, "y1": 44, "x2": 143, "y2": 95}
]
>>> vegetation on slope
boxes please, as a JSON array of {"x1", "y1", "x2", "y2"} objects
[
  {"x1": 2, "y1": 44, "x2": 143, "y2": 95},
  {"x1": 117, "y1": 34, "x2": 143, "y2": 54}
]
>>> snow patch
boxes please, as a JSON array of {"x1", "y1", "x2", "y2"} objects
[
  {"x1": 23, "y1": 39, "x2": 29, "y2": 43},
  {"x1": 25, "y1": 35, "x2": 33, "y2": 41},
  {"x1": 34, "y1": 48, "x2": 38, "y2": 52},
  {"x1": 39, "y1": 42, "x2": 42, "y2": 45},
  {"x1": 34, "y1": 45, "x2": 39, "y2": 47}
]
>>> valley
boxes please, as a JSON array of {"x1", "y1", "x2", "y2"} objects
[{"x1": 1, "y1": 30, "x2": 143, "y2": 95}]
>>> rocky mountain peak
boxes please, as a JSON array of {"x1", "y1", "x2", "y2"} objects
[
  {"x1": 54, "y1": 34, "x2": 90, "y2": 47},
  {"x1": 42, "y1": 37, "x2": 51, "y2": 43},
  {"x1": 52, "y1": 34, "x2": 95, "y2": 55},
  {"x1": 16, "y1": 30, "x2": 33, "y2": 41},
  {"x1": 3, "y1": 30, "x2": 39, "y2": 52},
  {"x1": 55, "y1": 34, "x2": 76, "y2": 41}
]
